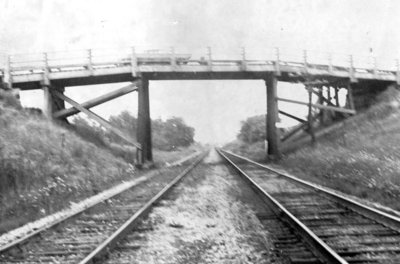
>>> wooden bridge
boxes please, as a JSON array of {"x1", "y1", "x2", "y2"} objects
[{"x1": 0, "y1": 47, "x2": 397, "y2": 164}]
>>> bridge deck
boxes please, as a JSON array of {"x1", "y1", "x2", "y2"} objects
[{"x1": 1, "y1": 48, "x2": 398, "y2": 89}]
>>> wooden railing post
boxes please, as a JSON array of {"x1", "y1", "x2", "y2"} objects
[
  {"x1": 207, "y1": 47, "x2": 212, "y2": 71},
  {"x1": 274, "y1": 47, "x2": 281, "y2": 76},
  {"x1": 4, "y1": 55, "x2": 12, "y2": 89},
  {"x1": 328, "y1": 53, "x2": 333, "y2": 73},
  {"x1": 396, "y1": 59, "x2": 400, "y2": 86},
  {"x1": 303, "y1": 50, "x2": 308, "y2": 73},
  {"x1": 87, "y1": 49, "x2": 93, "y2": 75},
  {"x1": 131, "y1": 46, "x2": 138, "y2": 77},
  {"x1": 170, "y1": 47, "x2": 176, "y2": 68},
  {"x1": 349, "y1": 55, "x2": 356, "y2": 82},
  {"x1": 373, "y1": 57, "x2": 377, "y2": 77},
  {"x1": 240, "y1": 47, "x2": 247, "y2": 71},
  {"x1": 43, "y1": 52, "x2": 50, "y2": 86}
]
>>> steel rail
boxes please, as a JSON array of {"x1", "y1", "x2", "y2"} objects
[
  {"x1": 220, "y1": 149, "x2": 400, "y2": 233},
  {"x1": 79, "y1": 151, "x2": 208, "y2": 264},
  {"x1": 0, "y1": 175, "x2": 149, "y2": 254},
  {"x1": 217, "y1": 149, "x2": 348, "y2": 264},
  {"x1": 0, "y1": 152, "x2": 204, "y2": 255}
]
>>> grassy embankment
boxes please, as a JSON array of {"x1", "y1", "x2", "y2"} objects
[
  {"x1": 0, "y1": 91, "x2": 198, "y2": 233},
  {"x1": 226, "y1": 86, "x2": 400, "y2": 211}
]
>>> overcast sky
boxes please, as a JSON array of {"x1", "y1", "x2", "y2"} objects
[{"x1": 1, "y1": 0, "x2": 399, "y2": 143}]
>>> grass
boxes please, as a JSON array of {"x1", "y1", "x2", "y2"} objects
[
  {"x1": 0, "y1": 96, "x2": 201, "y2": 234},
  {"x1": 0, "y1": 100, "x2": 134, "y2": 233},
  {"x1": 225, "y1": 85, "x2": 400, "y2": 211}
]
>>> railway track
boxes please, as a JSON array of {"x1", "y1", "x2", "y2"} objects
[
  {"x1": 0, "y1": 152, "x2": 207, "y2": 264},
  {"x1": 219, "y1": 149, "x2": 400, "y2": 264},
  {"x1": 92, "y1": 149, "x2": 326, "y2": 264}
]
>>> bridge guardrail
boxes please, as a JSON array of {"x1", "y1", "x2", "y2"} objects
[{"x1": 2, "y1": 46, "x2": 400, "y2": 85}]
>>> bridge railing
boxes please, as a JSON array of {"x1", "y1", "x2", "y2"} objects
[{"x1": 2, "y1": 46, "x2": 400, "y2": 81}]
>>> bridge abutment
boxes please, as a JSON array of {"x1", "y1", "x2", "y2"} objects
[{"x1": 137, "y1": 78, "x2": 153, "y2": 163}]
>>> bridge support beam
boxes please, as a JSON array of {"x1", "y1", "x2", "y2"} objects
[
  {"x1": 43, "y1": 84, "x2": 67, "y2": 122},
  {"x1": 137, "y1": 78, "x2": 153, "y2": 163},
  {"x1": 53, "y1": 83, "x2": 138, "y2": 119},
  {"x1": 265, "y1": 73, "x2": 281, "y2": 159}
]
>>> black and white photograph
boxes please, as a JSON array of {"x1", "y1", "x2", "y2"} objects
[{"x1": 1, "y1": 0, "x2": 400, "y2": 263}]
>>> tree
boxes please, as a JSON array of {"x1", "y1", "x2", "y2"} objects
[
  {"x1": 108, "y1": 111, "x2": 137, "y2": 143},
  {"x1": 237, "y1": 115, "x2": 266, "y2": 143}
]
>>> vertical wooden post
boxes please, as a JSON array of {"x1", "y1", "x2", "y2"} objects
[
  {"x1": 131, "y1": 46, "x2": 138, "y2": 77},
  {"x1": 327, "y1": 86, "x2": 332, "y2": 103},
  {"x1": 43, "y1": 84, "x2": 67, "y2": 122},
  {"x1": 4, "y1": 55, "x2": 12, "y2": 89},
  {"x1": 303, "y1": 50, "x2": 308, "y2": 73},
  {"x1": 240, "y1": 47, "x2": 247, "y2": 71},
  {"x1": 87, "y1": 49, "x2": 93, "y2": 75},
  {"x1": 207, "y1": 47, "x2": 212, "y2": 71},
  {"x1": 349, "y1": 55, "x2": 356, "y2": 82},
  {"x1": 43, "y1": 52, "x2": 50, "y2": 86},
  {"x1": 335, "y1": 86, "x2": 340, "y2": 107},
  {"x1": 170, "y1": 47, "x2": 176, "y2": 68},
  {"x1": 307, "y1": 85, "x2": 316, "y2": 143},
  {"x1": 52, "y1": 85, "x2": 67, "y2": 122},
  {"x1": 265, "y1": 73, "x2": 280, "y2": 159},
  {"x1": 274, "y1": 47, "x2": 281, "y2": 76},
  {"x1": 326, "y1": 86, "x2": 332, "y2": 122},
  {"x1": 317, "y1": 86, "x2": 324, "y2": 125},
  {"x1": 347, "y1": 82, "x2": 355, "y2": 111},
  {"x1": 43, "y1": 85, "x2": 53, "y2": 118},
  {"x1": 328, "y1": 53, "x2": 333, "y2": 73},
  {"x1": 137, "y1": 78, "x2": 153, "y2": 163}
]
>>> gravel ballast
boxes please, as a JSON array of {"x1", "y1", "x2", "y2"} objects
[{"x1": 106, "y1": 150, "x2": 274, "y2": 263}]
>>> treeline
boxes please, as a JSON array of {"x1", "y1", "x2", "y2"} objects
[{"x1": 72, "y1": 111, "x2": 195, "y2": 152}]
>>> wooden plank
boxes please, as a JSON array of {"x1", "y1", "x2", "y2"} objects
[
  {"x1": 276, "y1": 97, "x2": 356, "y2": 115},
  {"x1": 278, "y1": 110, "x2": 307, "y2": 123},
  {"x1": 52, "y1": 90, "x2": 141, "y2": 149},
  {"x1": 303, "y1": 80, "x2": 331, "y2": 86},
  {"x1": 53, "y1": 83, "x2": 138, "y2": 119},
  {"x1": 281, "y1": 122, "x2": 308, "y2": 142}
]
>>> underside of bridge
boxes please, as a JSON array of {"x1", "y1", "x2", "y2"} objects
[
  {"x1": 3, "y1": 56, "x2": 395, "y2": 165},
  {"x1": 12, "y1": 72, "x2": 391, "y2": 166}
]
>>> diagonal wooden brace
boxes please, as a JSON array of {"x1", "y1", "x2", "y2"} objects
[
  {"x1": 277, "y1": 97, "x2": 356, "y2": 115},
  {"x1": 53, "y1": 82, "x2": 138, "y2": 119},
  {"x1": 279, "y1": 110, "x2": 307, "y2": 123},
  {"x1": 52, "y1": 90, "x2": 141, "y2": 149}
]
